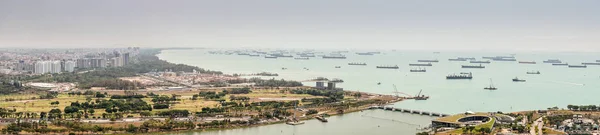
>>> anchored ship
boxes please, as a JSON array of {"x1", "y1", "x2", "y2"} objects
[
  {"x1": 448, "y1": 58, "x2": 467, "y2": 61},
  {"x1": 543, "y1": 59, "x2": 562, "y2": 63},
  {"x1": 376, "y1": 65, "x2": 399, "y2": 69},
  {"x1": 519, "y1": 61, "x2": 536, "y2": 64},
  {"x1": 568, "y1": 65, "x2": 587, "y2": 68},
  {"x1": 418, "y1": 59, "x2": 439, "y2": 63},
  {"x1": 356, "y1": 52, "x2": 374, "y2": 55},
  {"x1": 582, "y1": 63, "x2": 600, "y2": 65},
  {"x1": 470, "y1": 60, "x2": 491, "y2": 64},
  {"x1": 526, "y1": 71, "x2": 541, "y2": 74},
  {"x1": 492, "y1": 58, "x2": 517, "y2": 61},
  {"x1": 294, "y1": 57, "x2": 309, "y2": 60},
  {"x1": 322, "y1": 56, "x2": 347, "y2": 59},
  {"x1": 265, "y1": 56, "x2": 278, "y2": 59},
  {"x1": 552, "y1": 63, "x2": 568, "y2": 66},
  {"x1": 410, "y1": 67, "x2": 426, "y2": 72},
  {"x1": 348, "y1": 62, "x2": 367, "y2": 66},
  {"x1": 409, "y1": 63, "x2": 433, "y2": 66},
  {"x1": 462, "y1": 64, "x2": 485, "y2": 68},
  {"x1": 446, "y1": 72, "x2": 473, "y2": 79}
]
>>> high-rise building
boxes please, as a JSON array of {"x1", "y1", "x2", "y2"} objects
[
  {"x1": 51, "y1": 61, "x2": 61, "y2": 73},
  {"x1": 76, "y1": 58, "x2": 92, "y2": 69},
  {"x1": 34, "y1": 61, "x2": 51, "y2": 74},
  {"x1": 123, "y1": 53, "x2": 130, "y2": 65},
  {"x1": 64, "y1": 61, "x2": 76, "y2": 72}
]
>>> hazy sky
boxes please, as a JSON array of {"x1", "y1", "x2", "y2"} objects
[{"x1": 1, "y1": 0, "x2": 599, "y2": 51}]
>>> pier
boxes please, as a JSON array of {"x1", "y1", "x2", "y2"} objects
[{"x1": 370, "y1": 106, "x2": 450, "y2": 117}]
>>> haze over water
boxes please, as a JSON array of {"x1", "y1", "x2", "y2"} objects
[{"x1": 159, "y1": 49, "x2": 600, "y2": 114}]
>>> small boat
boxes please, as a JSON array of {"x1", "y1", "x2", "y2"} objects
[
  {"x1": 335, "y1": 66, "x2": 341, "y2": 68},
  {"x1": 315, "y1": 115, "x2": 328, "y2": 122},
  {"x1": 286, "y1": 121, "x2": 305, "y2": 125},
  {"x1": 512, "y1": 77, "x2": 526, "y2": 82},
  {"x1": 282, "y1": 67, "x2": 287, "y2": 70},
  {"x1": 484, "y1": 79, "x2": 497, "y2": 90},
  {"x1": 414, "y1": 89, "x2": 429, "y2": 100},
  {"x1": 526, "y1": 71, "x2": 540, "y2": 74},
  {"x1": 377, "y1": 82, "x2": 381, "y2": 85}
]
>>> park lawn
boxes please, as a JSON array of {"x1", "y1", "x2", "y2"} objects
[
  {"x1": 449, "y1": 117, "x2": 495, "y2": 134},
  {"x1": 166, "y1": 99, "x2": 220, "y2": 113},
  {"x1": 0, "y1": 94, "x2": 103, "y2": 113},
  {"x1": 543, "y1": 128, "x2": 567, "y2": 135},
  {"x1": 0, "y1": 93, "x2": 39, "y2": 101}
]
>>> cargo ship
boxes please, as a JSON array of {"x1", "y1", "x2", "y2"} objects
[
  {"x1": 527, "y1": 71, "x2": 540, "y2": 74},
  {"x1": 446, "y1": 72, "x2": 473, "y2": 79},
  {"x1": 322, "y1": 56, "x2": 347, "y2": 59},
  {"x1": 348, "y1": 62, "x2": 367, "y2": 66},
  {"x1": 410, "y1": 67, "x2": 426, "y2": 72},
  {"x1": 518, "y1": 61, "x2": 536, "y2": 64},
  {"x1": 512, "y1": 77, "x2": 526, "y2": 82},
  {"x1": 462, "y1": 64, "x2": 485, "y2": 68},
  {"x1": 376, "y1": 65, "x2": 399, "y2": 69},
  {"x1": 409, "y1": 63, "x2": 433, "y2": 66},
  {"x1": 568, "y1": 65, "x2": 587, "y2": 68},
  {"x1": 418, "y1": 59, "x2": 439, "y2": 63},
  {"x1": 543, "y1": 59, "x2": 562, "y2": 63},
  {"x1": 470, "y1": 60, "x2": 491, "y2": 64},
  {"x1": 552, "y1": 63, "x2": 568, "y2": 66},
  {"x1": 294, "y1": 57, "x2": 309, "y2": 60},
  {"x1": 582, "y1": 62, "x2": 600, "y2": 65}
]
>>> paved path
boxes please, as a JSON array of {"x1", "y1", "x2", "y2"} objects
[{"x1": 530, "y1": 117, "x2": 544, "y2": 135}]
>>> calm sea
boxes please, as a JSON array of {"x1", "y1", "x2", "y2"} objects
[{"x1": 158, "y1": 49, "x2": 600, "y2": 134}]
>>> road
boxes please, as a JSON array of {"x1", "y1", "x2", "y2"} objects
[{"x1": 530, "y1": 117, "x2": 544, "y2": 135}]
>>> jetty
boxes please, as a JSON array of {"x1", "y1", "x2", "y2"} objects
[{"x1": 369, "y1": 106, "x2": 450, "y2": 117}]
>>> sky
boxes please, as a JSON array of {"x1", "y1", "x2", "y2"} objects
[{"x1": 0, "y1": 0, "x2": 599, "y2": 52}]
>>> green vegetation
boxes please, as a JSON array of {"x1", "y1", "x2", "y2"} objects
[
  {"x1": 250, "y1": 78, "x2": 302, "y2": 87},
  {"x1": 567, "y1": 104, "x2": 600, "y2": 111}
]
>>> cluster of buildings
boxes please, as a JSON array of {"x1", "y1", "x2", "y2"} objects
[{"x1": 0, "y1": 48, "x2": 139, "y2": 75}]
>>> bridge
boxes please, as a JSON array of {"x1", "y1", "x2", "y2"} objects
[{"x1": 369, "y1": 106, "x2": 450, "y2": 117}]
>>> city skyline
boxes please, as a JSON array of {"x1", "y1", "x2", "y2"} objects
[{"x1": 1, "y1": 0, "x2": 599, "y2": 52}]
